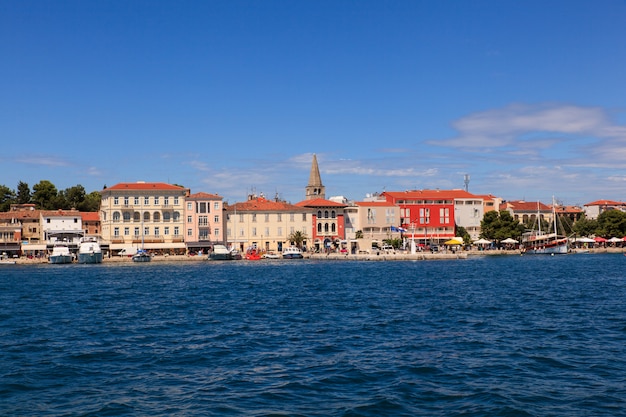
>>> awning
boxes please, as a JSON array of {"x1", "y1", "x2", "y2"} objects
[
  {"x1": 143, "y1": 242, "x2": 186, "y2": 249},
  {"x1": 21, "y1": 244, "x2": 47, "y2": 251},
  {"x1": 0, "y1": 243, "x2": 20, "y2": 251},
  {"x1": 444, "y1": 239, "x2": 463, "y2": 245}
]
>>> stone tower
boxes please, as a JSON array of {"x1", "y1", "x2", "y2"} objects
[{"x1": 305, "y1": 153, "x2": 325, "y2": 200}]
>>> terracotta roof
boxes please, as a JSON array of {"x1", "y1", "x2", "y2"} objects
[
  {"x1": 584, "y1": 200, "x2": 625, "y2": 207},
  {"x1": 553, "y1": 205, "x2": 583, "y2": 213},
  {"x1": 40, "y1": 209, "x2": 81, "y2": 217},
  {"x1": 355, "y1": 201, "x2": 397, "y2": 207},
  {"x1": 0, "y1": 210, "x2": 40, "y2": 220},
  {"x1": 501, "y1": 201, "x2": 550, "y2": 211},
  {"x1": 105, "y1": 182, "x2": 185, "y2": 191},
  {"x1": 187, "y1": 192, "x2": 223, "y2": 200},
  {"x1": 295, "y1": 198, "x2": 347, "y2": 208},
  {"x1": 81, "y1": 212, "x2": 100, "y2": 221},
  {"x1": 383, "y1": 189, "x2": 481, "y2": 200},
  {"x1": 227, "y1": 197, "x2": 308, "y2": 212}
]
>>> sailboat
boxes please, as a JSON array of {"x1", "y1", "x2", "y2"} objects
[
  {"x1": 521, "y1": 197, "x2": 569, "y2": 255},
  {"x1": 132, "y1": 208, "x2": 152, "y2": 262}
]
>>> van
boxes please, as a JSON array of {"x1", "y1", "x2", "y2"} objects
[
  {"x1": 118, "y1": 247, "x2": 138, "y2": 256},
  {"x1": 381, "y1": 245, "x2": 395, "y2": 253}
]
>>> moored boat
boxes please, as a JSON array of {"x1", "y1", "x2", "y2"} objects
[
  {"x1": 77, "y1": 237, "x2": 103, "y2": 264},
  {"x1": 208, "y1": 244, "x2": 235, "y2": 261},
  {"x1": 282, "y1": 246, "x2": 304, "y2": 259},
  {"x1": 49, "y1": 242, "x2": 73, "y2": 264},
  {"x1": 132, "y1": 249, "x2": 152, "y2": 262},
  {"x1": 521, "y1": 197, "x2": 569, "y2": 255},
  {"x1": 245, "y1": 247, "x2": 261, "y2": 260}
]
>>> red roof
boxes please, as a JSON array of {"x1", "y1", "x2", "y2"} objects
[
  {"x1": 355, "y1": 201, "x2": 396, "y2": 207},
  {"x1": 501, "y1": 201, "x2": 550, "y2": 211},
  {"x1": 40, "y1": 209, "x2": 81, "y2": 217},
  {"x1": 585, "y1": 200, "x2": 625, "y2": 207},
  {"x1": 228, "y1": 197, "x2": 308, "y2": 212},
  {"x1": 383, "y1": 189, "x2": 480, "y2": 200},
  {"x1": 187, "y1": 192, "x2": 223, "y2": 200},
  {"x1": 295, "y1": 198, "x2": 347, "y2": 208},
  {"x1": 81, "y1": 212, "x2": 100, "y2": 221},
  {"x1": 105, "y1": 182, "x2": 185, "y2": 191}
]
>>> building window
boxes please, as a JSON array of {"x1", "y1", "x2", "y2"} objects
[
  {"x1": 187, "y1": 215, "x2": 192, "y2": 223},
  {"x1": 317, "y1": 223, "x2": 322, "y2": 233},
  {"x1": 187, "y1": 202, "x2": 192, "y2": 210},
  {"x1": 264, "y1": 227, "x2": 270, "y2": 236},
  {"x1": 214, "y1": 202, "x2": 220, "y2": 210},
  {"x1": 144, "y1": 212, "x2": 150, "y2": 222},
  {"x1": 198, "y1": 202, "x2": 207, "y2": 213},
  {"x1": 144, "y1": 227, "x2": 149, "y2": 236},
  {"x1": 113, "y1": 212, "x2": 121, "y2": 222},
  {"x1": 199, "y1": 229, "x2": 209, "y2": 240},
  {"x1": 145, "y1": 197, "x2": 150, "y2": 205},
  {"x1": 174, "y1": 227, "x2": 179, "y2": 236},
  {"x1": 173, "y1": 212, "x2": 180, "y2": 221},
  {"x1": 154, "y1": 227, "x2": 160, "y2": 236},
  {"x1": 134, "y1": 227, "x2": 139, "y2": 236},
  {"x1": 265, "y1": 213, "x2": 270, "y2": 222},
  {"x1": 134, "y1": 197, "x2": 139, "y2": 205},
  {"x1": 124, "y1": 227, "x2": 129, "y2": 236},
  {"x1": 324, "y1": 223, "x2": 329, "y2": 232},
  {"x1": 252, "y1": 227, "x2": 257, "y2": 236},
  {"x1": 302, "y1": 213, "x2": 307, "y2": 221},
  {"x1": 332, "y1": 223, "x2": 336, "y2": 233},
  {"x1": 164, "y1": 227, "x2": 169, "y2": 235},
  {"x1": 440, "y1": 207, "x2": 450, "y2": 224},
  {"x1": 214, "y1": 228, "x2": 219, "y2": 236},
  {"x1": 174, "y1": 197, "x2": 179, "y2": 205},
  {"x1": 114, "y1": 227, "x2": 119, "y2": 237},
  {"x1": 123, "y1": 212, "x2": 131, "y2": 222},
  {"x1": 154, "y1": 197, "x2": 159, "y2": 205},
  {"x1": 252, "y1": 214, "x2": 257, "y2": 222},
  {"x1": 114, "y1": 197, "x2": 119, "y2": 205},
  {"x1": 164, "y1": 212, "x2": 171, "y2": 222},
  {"x1": 214, "y1": 215, "x2": 219, "y2": 223},
  {"x1": 331, "y1": 210, "x2": 336, "y2": 218},
  {"x1": 324, "y1": 210, "x2": 329, "y2": 218},
  {"x1": 164, "y1": 197, "x2": 170, "y2": 206},
  {"x1": 124, "y1": 197, "x2": 129, "y2": 205},
  {"x1": 187, "y1": 228, "x2": 193, "y2": 236},
  {"x1": 317, "y1": 210, "x2": 322, "y2": 218}
]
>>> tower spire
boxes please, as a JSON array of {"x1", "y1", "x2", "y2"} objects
[{"x1": 305, "y1": 153, "x2": 325, "y2": 200}]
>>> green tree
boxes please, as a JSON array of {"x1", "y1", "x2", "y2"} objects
[
  {"x1": 287, "y1": 230, "x2": 308, "y2": 249},
  {"x1": 32, "y1": 180, "x2": 58, "y2": 210},
  {"x1": 596, "y1": 210, "x2": 626, "y2": 238},
  {"x1": 16, "y1": 181, "x2": 31, "y2": 204},
  {"x1": 572, "y1": 214, "x2": 598, "y2": 237},
  {"x1": 78, "y1": 191, "x2": 101, "y2": 212},
  {"x1": 62, "y1": 185, "x2": 87, "y2": 209},
  {"x1": 480, "y1": 210, "x2": 525, "y2": 242},
  {"x1": 0, "y1": 185, "x2": 16, "y2": 211},
  {"x1": 455, "y1": 225, "x2": 471, "y2": 244}
]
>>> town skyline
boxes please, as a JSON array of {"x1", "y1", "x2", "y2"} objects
[{"x1": 2, "y1": 2, "x2": 626, "y2": 206}]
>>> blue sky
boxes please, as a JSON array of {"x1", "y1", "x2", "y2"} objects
[{"x1": 2, "y1": 1, "x2": 626, "y2": 206}]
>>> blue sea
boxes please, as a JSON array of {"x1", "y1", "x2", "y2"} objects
[{"x1": 2, "y1": 254, "x2": 626, "y2": 416}]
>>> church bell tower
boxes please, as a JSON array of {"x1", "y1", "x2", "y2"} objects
[{"x1": 305, "y1": 153, "x2": 325, "y2": 200}]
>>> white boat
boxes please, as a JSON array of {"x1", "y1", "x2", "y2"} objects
[
  {"x1": 77, "y1": 237, "x2": 103, "y2": 264},
  {"x1": 282, "y1": 246, "x2": 304, "y2": 259},
  {"x1": 132, "y1": 249, "x2": 152, "y2": 262},
  {"x1": 49, "y1": 242, "x2": 73, "y2": 264},
  {"x1": 262, "y1": 251, "x2": 281, "y2": 259},
  {"x1": 521, "y1": 197, "x2": 569, "y2": 255},
  {"x1": 208, "y1": 244, "x2": 235, "y2": 261}
]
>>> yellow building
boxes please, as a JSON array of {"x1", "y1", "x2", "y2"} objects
[
  {"x1": 226, "y1": 194, "x2": 311, "y2": 253},
  {"x1": 100, "y1": 181, "x2": 188, "y2": 255}
]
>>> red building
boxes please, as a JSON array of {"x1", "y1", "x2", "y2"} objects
[{"x1": 382, "y1": 189, "x2": 475, "y2": 244}]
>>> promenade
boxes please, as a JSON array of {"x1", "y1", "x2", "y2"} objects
[{"x1": 9, "y1": 247, "x2": 625, "y2": 264}]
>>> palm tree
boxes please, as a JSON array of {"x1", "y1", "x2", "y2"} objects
[{"x1": 287, "y1": 230, "x2": 308, "y2": 249}]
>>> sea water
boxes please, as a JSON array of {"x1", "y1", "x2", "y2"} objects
[{"x1": 1, "y1": 254, "x2": 626, "y2": 416}]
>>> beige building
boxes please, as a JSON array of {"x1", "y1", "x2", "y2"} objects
[
  {"x1": 354, "y1": 200, "x2": 402, "y2": 249},
  {"x1": 226, "y1": 194, "x2": 311, "y2": 253},
  {"x1": 184, "y1": 191, "x2": 225, "y2": 253},
  {"x1": 100, "y1": 181, "x2": 188, "y2": 255}
]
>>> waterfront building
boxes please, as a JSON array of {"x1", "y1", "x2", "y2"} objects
[
  {"x1": 81, "y1": 211, "x2": 101, "y2": 238},
  {"x1": 100, "y1": 182, "x2": 188, "y2": 255},
  {"x1": 501, "y1": 200, "x2": 552, "y2": 226},
  {"x1": 41, "y1": 209, "x2": 84, "y2": 244},
  {"x1": 226, "y1": 194, "x2": 310, "y2": 253},
  {"x1": 295, "y1": 198, "x2": 347, "y2": 252},
  {"x1": 583, "y1": 200, "x2": 626, "y2": 220},
  {"x1": 382, "y1": 189, "x2": 480, "y2": 245},
  {"x1": 353, "y1": 200, "x2": 401, "y2": 250},
  {"x1": 0, "y1": 218, "x2": 21, "y2": 257},
  {"x1": 185, "y1": 191, "x2": 225, "y2": 254}
]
